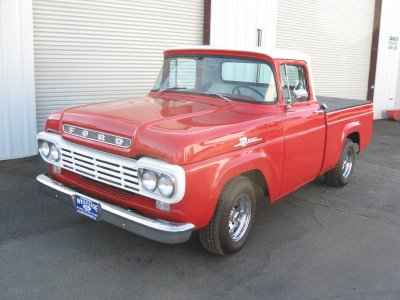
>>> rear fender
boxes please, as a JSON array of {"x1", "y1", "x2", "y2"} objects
[
  {"x1": 342, "y1": 121, "x2": 361, "y2": 151},
  {"x1": 321, "y1": 121, "x2": 362, "y2": 174}
]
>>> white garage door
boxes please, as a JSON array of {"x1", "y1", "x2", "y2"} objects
[
  {"x1": 276, "y1": 0, "x2": 375, "y2": 100},
  {"x1": 33, "y1": 0, "x2": 204, "y2": 130}
]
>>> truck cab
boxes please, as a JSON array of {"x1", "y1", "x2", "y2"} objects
[{"x1": 37, "y1": 47, "x2": 373, "y2": 255}]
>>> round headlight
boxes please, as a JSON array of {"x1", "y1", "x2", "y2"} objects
[
  {"x1": 141, "y1": 170, "x2": 157, "y2": 192},
  {"x1": 158, "y1": 175, "x2": 175, "y2": 198},
  {"x1": 39, "y1": 141, "x2": 50, "y2": 158},
  {"x1": 50, "y1": 144, "x2": 60, "y2": 161}
]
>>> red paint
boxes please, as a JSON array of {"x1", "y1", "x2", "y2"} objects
[
  {"x1": 44, "y1": 48, "x2": 373, "y2": 229},
  {"x1": 386, "y1": 109, "x2": 400, "y2": 121}
]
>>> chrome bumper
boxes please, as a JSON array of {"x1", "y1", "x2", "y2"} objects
[{"x1": 36, "y1": 174, "x2": 194, "y2": 244}]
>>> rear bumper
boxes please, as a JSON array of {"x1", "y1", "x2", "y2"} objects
[{"x1": 36, "y1": 174, "x2": 194, "y2": 244}]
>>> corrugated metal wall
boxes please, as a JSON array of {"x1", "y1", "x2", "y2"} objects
[
  {"x1": 373, "y1": 0, "x2": 400, "y2": 118},
  {"x1": 210, "y1": 0, "x2": 277, "y2": 48},
  {"x1": 276, "y1": 0, "x2": 375, "y2": 100},
  {"x1": 33, "y1": 0, "x2": 204, "y2": 130},
  {"x1": 0, "y1": 0, "x2": 37, "y2": 160},
  {"x1": 396, "y1": 59, "x2": 400, "y2": 107}
]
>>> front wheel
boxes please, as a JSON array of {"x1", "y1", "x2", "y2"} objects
[
  {"x1": 324, "y1": 139, "x2": 357, "y2": 187},
  {"x1": 199, "y1": 176, "x2": 256, "y2": 256}
]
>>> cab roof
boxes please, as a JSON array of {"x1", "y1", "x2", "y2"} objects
[{"x1": 165, "y1": 45, "x2": 312, "y2": 64}]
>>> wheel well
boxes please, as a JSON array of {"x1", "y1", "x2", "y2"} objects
[
  {"x1": 347, "y1": 132, "x2": 360, "y2": 152},
  {"x1": 241, "y1": 169, "x2": 269, "y2": 202},
  {"x1": 347, "y1": 132, "x2": 360, "y2": 145}
]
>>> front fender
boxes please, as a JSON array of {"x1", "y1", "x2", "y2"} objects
[
  {"x1": 211, "y1": 149, "x2": 282, "y2": 204},
  {"x1": 182, "y1": 139, "x2": 284, "y2": 228}
]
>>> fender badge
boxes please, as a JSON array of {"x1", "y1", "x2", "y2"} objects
[{"x1": 235, "y1": 137, "x2": 262, "y2": 147}]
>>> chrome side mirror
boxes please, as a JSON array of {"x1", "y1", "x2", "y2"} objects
[{"x1": 293, "y1": 88, "x2": 308, "y2": 101}]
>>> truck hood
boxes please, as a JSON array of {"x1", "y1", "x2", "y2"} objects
[{"x1": 58, "y1": 94, "x2": 274, "y2": 164}]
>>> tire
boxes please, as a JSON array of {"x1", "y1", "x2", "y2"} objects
[
  {"x1": 324, "y1": 139, "x2": 356, "y2": 187},
  {"x1": 199, "y1": 176, "x2": 256, "y2": 256}
]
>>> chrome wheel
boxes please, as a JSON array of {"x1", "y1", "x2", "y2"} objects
[
  {"x1": 342, "y1": 149, "x2": 353, "y2": 179},
  {"x1": 228, "y1": 194, "x2": 252, "y2": 242}
]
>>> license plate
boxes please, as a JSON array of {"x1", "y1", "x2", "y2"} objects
[{"x1": 75, "y1": 195, "x2": 100, "y2": 220}]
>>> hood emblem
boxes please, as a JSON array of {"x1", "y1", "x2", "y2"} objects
[
  {"x1": 235, "y1": 136, "x2": 262, "y2": 147},
  {"x1": 63, "y1": 125, "x2": 132, "y2": 148}
]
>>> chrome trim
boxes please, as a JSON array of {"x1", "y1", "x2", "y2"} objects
[
  {"x1": 342, "y1": 150, "x2": 354, "y2": 179},
  {"x1": 63, "y1": 124, "x2": 132, "y2": 148},
  {"x1": 36, "y1": 174, "x2": 194, "y2": 244},
  {"x1": 313, "y1": 109, "x2": 325, "y2": 115},
  {"x1": 138, "y1": 167, "x2": 176, "y2": 199},
  {"x1": 228, "y1": 194, "x2": 252, "y2": 242}
]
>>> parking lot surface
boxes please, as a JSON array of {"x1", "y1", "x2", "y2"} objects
[{"x1": 1, "y1": 120, "x2": 400, "y2": 299}]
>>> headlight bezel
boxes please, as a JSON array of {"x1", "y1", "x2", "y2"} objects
[
  {"x1": 39, "y1": 140, "x2": 50, "y2": 158},
  {"x1": 38, "y1": 139, "x2": 61, "y2": 163},
  {"x1": 140, "y1": 169, "x2": 158, "y2": 192},
  {"x1": 138, "y1": 167, "x2": 176, "y2": 199},
  {"x1": 50, "y1": 143, "x2": 60, "y2": 161},
  {"x1": 157, "y1": 174, "x2": 175, "y2": 198}
]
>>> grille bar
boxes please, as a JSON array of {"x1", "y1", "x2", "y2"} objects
[{"x1": 59, "y1": 146, "x2": 139, "y2": 193}]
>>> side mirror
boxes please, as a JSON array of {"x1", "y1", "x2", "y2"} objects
[
  {"x1": 285, "y1": 88, "x2": 309, "y2": 109},
  {"x1": 293, "y1": 88, "x2": 308, "y2": 101}
]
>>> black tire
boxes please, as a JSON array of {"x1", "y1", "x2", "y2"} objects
[
  {"x1": 199, "y1": 176, "x2": 256, "y2": 256},
  {"x1": 324, "y1": 139, "x2": 357, "y2": 187}
]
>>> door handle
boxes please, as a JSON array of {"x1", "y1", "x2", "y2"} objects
[{"x1": 314, "y1": 109, "x2": 325, "y2": 114}]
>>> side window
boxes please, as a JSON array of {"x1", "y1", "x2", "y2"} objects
[
  {"x1": 169, "y1": 58, "x2": 196, "y2": 89},
  {"x1": 280, "y1": 64, "x2": 308, "y2": 102}
]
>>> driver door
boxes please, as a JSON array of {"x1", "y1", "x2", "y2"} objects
[{"x1": 279, "y1": 62, "x2": 326, "y2": 194}]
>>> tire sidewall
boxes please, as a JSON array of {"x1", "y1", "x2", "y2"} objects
[
  {"x1": 219, "y1": 178, "x2": 256, "y2": 255},
  {"x1": 338, "y1": 140, "x2": 356, "y2": 186}
]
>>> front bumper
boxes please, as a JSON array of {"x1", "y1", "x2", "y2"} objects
[{"x1": 36, "y1": 174, "x2": 194, "y2": 244}]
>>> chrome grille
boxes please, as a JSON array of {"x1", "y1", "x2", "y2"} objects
[{"x1": 60, "y1": 147, "x2": 139, "y2": 193}]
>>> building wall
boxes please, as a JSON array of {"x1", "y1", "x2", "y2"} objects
[
  {"x1": 396, "y1": 58, "x2": 400, "y2": 107},
  {"x1": 0, "y1": 0, "x2": 37, "y2": 160},
  {"x1": 211, "y1": 0, "x2": 375, "y2": 102},
  {"x1": 373, "y1": 0, "x2": 400, "y2": 118},
  {"x1": 210, "y1": 0, "x2": 277, "y2": 48},
  {"x1": 276, "y1": 0, "x2": 375, "y2": 100},
  {"x1": 33, "y1": 0, "x2": 204, "y2": 130}
]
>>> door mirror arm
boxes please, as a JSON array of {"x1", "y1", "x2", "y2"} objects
[{"x1": 285, "y1": 98, "x2": 296, "y2": 109}]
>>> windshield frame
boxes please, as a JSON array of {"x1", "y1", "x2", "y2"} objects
[{"x1": 151, "y1": 54, "x2": 280, "y2": 105}]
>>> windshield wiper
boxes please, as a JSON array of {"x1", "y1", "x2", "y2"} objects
[
  {"x1": 157, "y1": 87, "x2": 187, "y2": 93},
  {"x1": 199, "y1": 92, "x2": 232, "y2": 104}
]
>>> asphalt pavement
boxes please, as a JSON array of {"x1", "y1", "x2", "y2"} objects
[{"x1": 1, "y1": 120, "x2": 400, "y2": 299}]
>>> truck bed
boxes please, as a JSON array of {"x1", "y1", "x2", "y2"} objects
[{"x1": 317, "y1": 96, "x2": 372, "y2": 113}]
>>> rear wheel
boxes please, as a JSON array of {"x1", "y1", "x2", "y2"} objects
[
  {"x1": 324, "y1": 139, "x2": 356, "y2": 187},
  {"x1": 199, "y1": 176, "x2": 256, "y2": 256}
]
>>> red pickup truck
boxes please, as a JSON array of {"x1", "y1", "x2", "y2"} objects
[{"x1": 37, "y1": 47, "x2": 373, "y2": 255}]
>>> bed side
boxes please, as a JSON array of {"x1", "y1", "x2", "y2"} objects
[{"x1": 320, "y1": 102, "x2": 373, "y2": 174}]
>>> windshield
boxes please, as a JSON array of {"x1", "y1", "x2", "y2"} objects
[{"x1": 152, "y1": 56, "x2": 277, "y2": 103}]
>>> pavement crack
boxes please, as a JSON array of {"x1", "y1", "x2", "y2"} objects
[
  {"x1": 282, "y1": 199, "x2": 324, "y2": 232},
  {"x1": 212, "y1": 229, "x2": 310, "y2": 298},
  {"x1": 298, "y1": 198, "x2": 400, "y2": 232}
]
